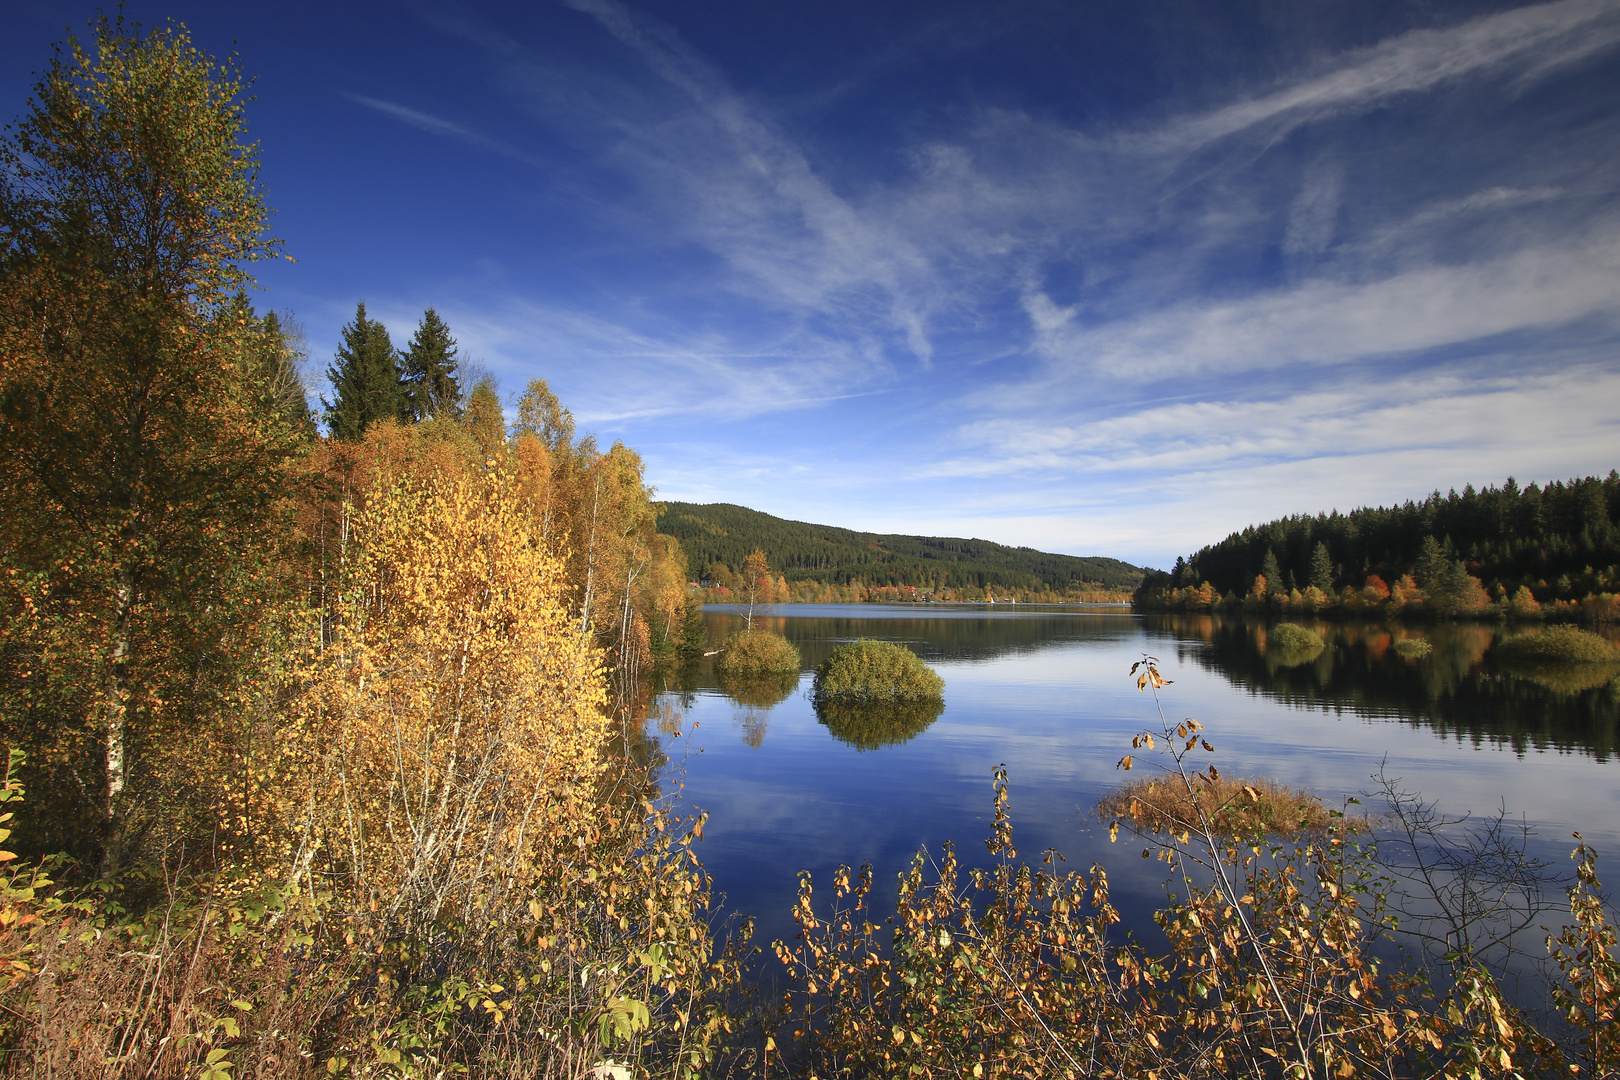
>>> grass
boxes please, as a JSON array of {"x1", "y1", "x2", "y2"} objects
[
  {"x1": 1393, "y1": 637, "x2": 1433, "y2": 658},
  {"x1": 812, "y1": 639, "x2": 944, "y2": 703},
  {"x1": 1494, "y1": 625, "x2": 1620, "y2": 664},
  {"x1": 815, "y1": 697, "x2": 945, "y2": 750},
  {"x1": 1099, "y1": 774, "x2": 1340, "y2": 837},
  {"x1": 713, "y1": 628, "x2": 802, "y2": 677}
]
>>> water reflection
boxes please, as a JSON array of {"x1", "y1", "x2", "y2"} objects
[
  {"x1": 814, "y1": 697, "x2": 945, "y2": 751},
  {"x1": 646, "y1": 603, "x2": 1620, "y2": 983},
  {"x1": 1152, "y1": 614, "x2": 1620, "y2": 759}
]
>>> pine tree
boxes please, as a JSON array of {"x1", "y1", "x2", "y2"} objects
[
  {"x1": 324, "y1": 302, "x2": 404, "y2": 439},
  {"x1": 400, "y1": 307, "x2": 461, "y2": 420}
]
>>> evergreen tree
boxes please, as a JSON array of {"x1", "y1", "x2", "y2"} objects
[
  {"x1": 400, "y1": 307, "x2": 461, "y2": 420},
  {"x1": 323, "y1": 302, "x2": 404, "y2": 440},
  {"x1": 1309, "y1": 541, "x2": 1334, "y2": 593},
  {"x1": 1260, "y1": 548, "x2": 1283, "y2": 594}
]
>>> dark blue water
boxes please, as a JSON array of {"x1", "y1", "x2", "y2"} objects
[{"x1": 648, "y1": 605, "x2": 1620, "y2": 955}]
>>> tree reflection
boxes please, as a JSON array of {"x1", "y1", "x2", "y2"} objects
[
  {"x1": 815, "y1": 697, "x2": 945, "y2": 751},
  {"x1": 1151, "y1": 613, "x2": 1620, "y2": 759},
  {"x1": 717, "y1": 670, "x2": 800, "y2": 748}
]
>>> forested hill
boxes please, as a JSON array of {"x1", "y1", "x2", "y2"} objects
[
  {"x1": 657, "y1": 502, "x2": 1144, "y2": 592},
  {"x1": 1143, "y1": 472, "x2": 1620, "y2": 604}
]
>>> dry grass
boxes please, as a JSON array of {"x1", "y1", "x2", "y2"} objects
[
  {"x1": 1099, "y1": 773, "x2": 1342, "y2": 837},
  {"x1": 1393, "y1": 637, "x2": 1433, "y2": 658}
]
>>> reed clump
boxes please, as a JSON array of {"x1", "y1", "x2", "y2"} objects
[
  {"x1": 1267, "y1": 622, "x2": 1326, "y2": 658},
  {"x1": 1393, "y1": 637, "x2": 1433, "y2": 658},
  {"x1": 1098, "y1": 773, "x2": 1337, "y2": 836},
  {"x1": 1494, "y1": 625, "x2": 1620, "y2": 664},
  {"x1": 811, "y1": 639, "x2": 944, "y2": 703},
  {"x1": 714, "y1": 628, "x2": 802, "y2": 677}
]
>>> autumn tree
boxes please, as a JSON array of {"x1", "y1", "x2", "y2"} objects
[
  {"x1": 323, "y1": 302, "x2": 403, "y2": 439},
  {"x1": 254, "y1": 308, "x2": 315, "y2": 437},
  {"x1": 738, "y1": 548, "x2": 774, "y2": 629},
  {"x1": 513, "y1": 377, "x2": 576, "y2": 452},
  {"x1": 463, "y1": 375, "x2": 506, "y2": 461},
  {"x1": 0, "y1": 16, "x2": 294, "y2": 868},
  {"x1": 400, "y1": 306, "x2": 461, "y2": 420}
]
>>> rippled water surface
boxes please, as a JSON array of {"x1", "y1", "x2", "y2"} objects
[{"x1": 647, "y1": 604, "x2": 1620, "y2": 951}]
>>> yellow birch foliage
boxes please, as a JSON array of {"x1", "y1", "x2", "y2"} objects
[{"x1": 281, "y1": 470, "x2": 607, "y2": 942}]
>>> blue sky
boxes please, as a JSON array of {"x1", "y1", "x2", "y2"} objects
[{"x1": 6, "y1": 0, "x2": 1620, "y2": 569}]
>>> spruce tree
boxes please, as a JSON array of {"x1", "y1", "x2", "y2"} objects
[
  {"x1": 401, "y1": 307, "x2": 461, "y2": 420},
  {"x1": 1260, "y1": 548, "x2": 1283, "y2": 594},
  {"x1": 323, "y1": 302, "x2": 404, "y2": 440},
  {"x1": 1309, "y1": 541, "x2": 1334, "y2": 593}
]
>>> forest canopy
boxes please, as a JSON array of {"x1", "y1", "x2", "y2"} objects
[
  {"x1": 660, "y1": 501, "x2": 1143, "y2": 594},
  {"x1": 1137, "y1": 472, "x2": 1620, "y2": 617}
]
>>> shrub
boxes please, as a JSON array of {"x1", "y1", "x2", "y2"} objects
[
  {"x1": 1495, "y1": 625, "x2": 1620, "y2": 664},
  {"x1": 811, "y1": 639, "x2": 944, "y2": 703},
  {"x1": 1393, "y1": 637, "x2": 1433, "y2": 658},
  {"x1": 713, "y1": 628, "x2": 801, "y2": 677}
]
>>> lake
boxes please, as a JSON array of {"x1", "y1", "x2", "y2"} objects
[{"x1": 646, "y1": 604, "x2": 1620, "y2": 961}]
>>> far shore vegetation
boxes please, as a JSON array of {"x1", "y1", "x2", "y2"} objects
[{"x1": 1137, "y1": 473, "x2": 1620, "y2": 623}]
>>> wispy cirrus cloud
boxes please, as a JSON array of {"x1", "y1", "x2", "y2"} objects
[
  {"x1": 352, "y1": 0, "x2": 1620, "y2": 564},
  {"x1": 344, "y1": 93, "x2": 541, "y2": 164}
]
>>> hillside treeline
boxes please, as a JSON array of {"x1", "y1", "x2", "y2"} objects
[
  {"x1": 659, "y1": 501, "x2": 1143, "y2": 597},
  {"x1": 1137, "y1": 473, "x2": 1620, "y2": 619}
]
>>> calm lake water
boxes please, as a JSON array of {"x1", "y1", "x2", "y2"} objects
[{"x1": 646, "y1": 604, "x2": 1620, "y2": 956}]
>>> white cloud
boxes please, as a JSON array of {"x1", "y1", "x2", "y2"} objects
[
  {"x1": 1164, "y1": 0, "x2": 1620, "y2": 149},
  {"x1": 1020, "y1": 222, "x2": 1620, "y2": 383}
]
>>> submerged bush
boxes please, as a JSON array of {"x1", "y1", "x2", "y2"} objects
[
  {"x1": 1268, "y1": 622, "x2": 1326, "y2": 656},
  {"x1": 1495, "y1": 625, "x2": 1620, "y2": 664},
  {"x1": 815, "y1": 697, "x2": 945, "y2": 751},
  {"x1": 1098, "y1": 773, "x2": 1339, "y2": 836},
  {"x1": 713, "y1": 628, "x2": 801, "y2": 677},
  {"x1": 1393, "y1": 637, "x2": 1433, "y2": 658},
  {"x1": 812, "y1": 639, "x2": 944, "y2": 702}
]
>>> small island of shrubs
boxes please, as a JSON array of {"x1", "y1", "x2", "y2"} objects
[
  {"x1": 1493, "y1": 624, "x2": 1620, "y2": 664},
  {"x1": 812, "y1": 639, "x2": 945, "y2": 702},
  {"x1": 1266, "y1": 622, "x2": 1326, "y2": 660},
  {"x1": 714, "y1": 628, "x2": 803, "y2": 677}
]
